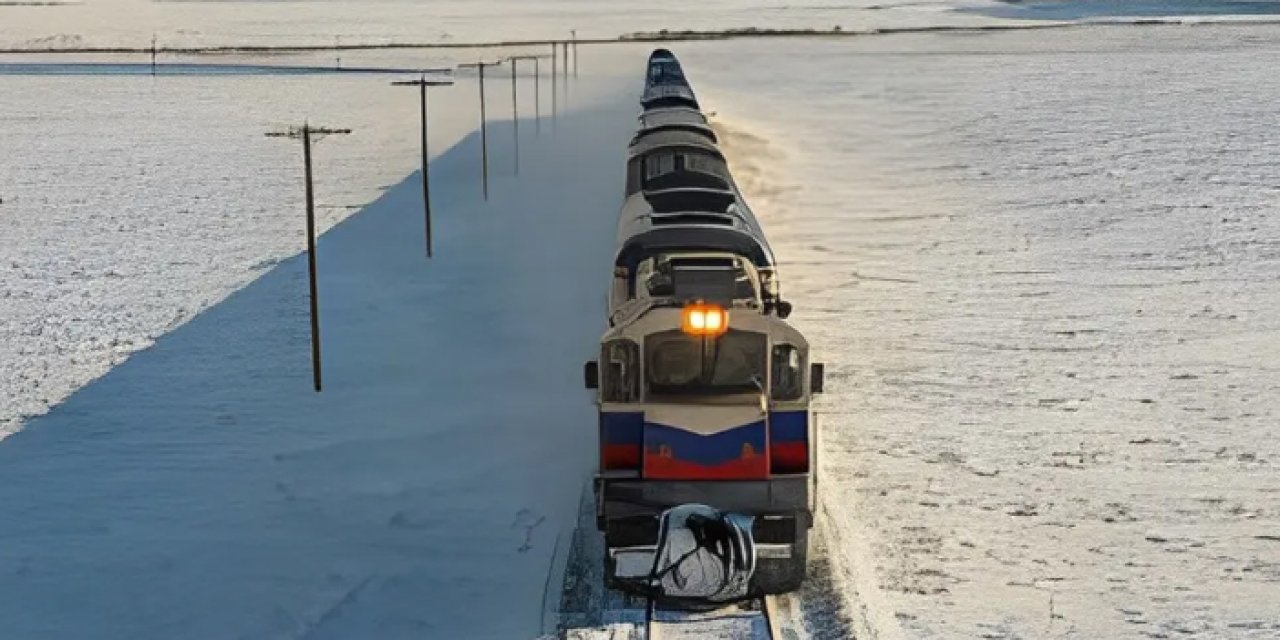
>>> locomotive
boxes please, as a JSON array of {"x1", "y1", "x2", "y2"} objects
[{"x1": 584, "y1": 49, "x2": 824, "y2": 594}]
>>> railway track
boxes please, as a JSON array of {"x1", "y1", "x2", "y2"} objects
[{"x1": 638, "y1": 593, "x2": 802, "y2": 640}]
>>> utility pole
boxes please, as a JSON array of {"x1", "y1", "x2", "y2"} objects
[
  {"x1": 533, "y1": 56, "x2": 541, "y2": 134},
  {"x1": 265, "y1": 123, "x2": 352, "y2": 392},
  {"x1": 459, "y1": 60, "x2": 501, "y2": 200},
  {"x1": 571, "y1": 30, "x2": 578, "y2": 78},
  {"x1": 550, "y1": 43, "x2": 557, "y2": 126},
  {"x1": 392, "y1": 71, "x2": 453, "y2": 258},
  {"x1": 508, "y1": 58, "x2": 519, "y2": 174},
  {"x1": 150, "y1": 34, "x2": 157, "y2": 76},
  {"x1": 509, "y1": 55, "x2": 547, "y2": 136},
  {"x1": 561, "y1": 41, "x2": 570, "y2": 108}
]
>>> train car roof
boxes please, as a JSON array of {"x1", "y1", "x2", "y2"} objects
[
  {"x1": 615, "y1": 226, "x2": 773, "y2": 273},
  {"x1": 628, "y1": 128, "x2": 722, "y2": 159},
  {"x1": 648, "y1": 48, "x2": 677, "y2": 63},
  {"x1": 616, "y1": 49, "x2": 775, "y2": 273},
  {"x1": 641, "y1": 84, "x2": 699, "y2": 110},
  {"x1": 635, "y1": 107, "x2": 716, "y2": 143},
  {"x1": 613, "y1": 188, "x2": 775, "y2": 271},
  {"x1": 643, "y1": 48, "x2": 698, "y2": 109}
]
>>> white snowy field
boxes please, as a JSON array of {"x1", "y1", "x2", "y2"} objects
[
  {"x1": 667, "y1": 23, "x2": 1280, "y2": 639},
  {"x1": 5, "y1": 4, "x2": 1280, "y2": 640},
  {"x1": 0, "y1": 53, "x2": 574, "y2": 437},
  {"x1": 7, "y1": 0, "x2": 1280, "y2": 52},
  {"x1": 0, "y1": 76, "x2": 639, "y2": 638},
  {"x1": 1, "y1": 0, "x2": 1003, "y2": 50}
]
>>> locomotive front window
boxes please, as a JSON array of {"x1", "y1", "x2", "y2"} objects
[{"x1": 645, "y1": 329, "x2": 766, "y2": 396}]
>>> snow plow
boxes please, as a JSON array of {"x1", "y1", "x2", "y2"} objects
[{"x1": 583, "y1": 49, "x2": 824, "y2": 601}]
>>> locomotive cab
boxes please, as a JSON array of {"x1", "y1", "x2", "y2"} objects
[{"x1": 587, "y1": 288, "x2": 823, "y2": 594}]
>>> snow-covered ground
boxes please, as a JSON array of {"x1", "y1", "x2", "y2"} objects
[
  {"x1": 0, "y1": 73, "x2": 638, "y2": 638},
  {"x1": 1, "y1": 0, "x2": 1005, "y2": 50},
  {"x1": 1, "y1": 69, "x2": 424, "y2": 436},
  {"x1": 6, "y1": 0, "x2": 1280, "y2": 52},
  {"x1": 5, "y1": 3, "x2": 1280, "y2": 639},
  {"x1": 674, "y1": 24, "x2": 1280, "y2": 639}
]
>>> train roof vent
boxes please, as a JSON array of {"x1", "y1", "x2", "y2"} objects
[
  {"x1": 650, "y1": 212, "x2": 736, "y2": 226},
  {"x1": 645, "y1": 188, "x2": 736, "y2": 214},
  {"x1": 671, "y1": 263, "x2": 739, "y2": 303}
]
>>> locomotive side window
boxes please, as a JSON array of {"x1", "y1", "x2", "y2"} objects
[
  {"x1": 626, "y1": 157, "x2": 643, "y2": 194},
  {"x1": 602, "y1": 339, "x2": 640, "y2": 402},
  {"x1": 771, "y1": 344, "x2": 804, "y2": 401},
  {"x1": 644, "y1": 152, "x2": 678, "y2": 180},
  {"x1": 683, "y1": 152, "x2": 721, "y2": 176}
]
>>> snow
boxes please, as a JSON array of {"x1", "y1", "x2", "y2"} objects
[
  {"x1": 0, "y1": 72, "x2": 639, "y2": 638},
  {"x1": 5, "y1": 3, "x2": 1280, "y2": 639},
  {"x1": 0, "y1": 59, "x2": 542, "y2": 437},
  {"x1": 674, "y1": 24, "x2": 1280, "y2": 639},
  {"x1": 0, "y1": 0, "x2": 1009, "y2": 50}
]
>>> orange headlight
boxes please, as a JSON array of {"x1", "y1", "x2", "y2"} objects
[{"x1": 681, "y1": 303, "x2": 728, "y2": 337}]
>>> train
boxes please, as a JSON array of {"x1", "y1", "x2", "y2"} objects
[{"x1": 583, "y1": 49, "x2": 824, "y2": 595}]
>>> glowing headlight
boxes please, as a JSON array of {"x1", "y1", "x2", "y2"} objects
[{"x1": 681, "y1": 303, "x2": 728, "y2": 337}]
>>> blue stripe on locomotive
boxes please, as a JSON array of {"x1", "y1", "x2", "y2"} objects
[
  {"x1": 600, "y1": 411, "x2": 643, "y2": 445},
  {"x1": 770, "y1": 410, "x2": 808, "y2": 443},
  {"x1": 643, "y1": 420, "x2": 766, "y2": 466}
]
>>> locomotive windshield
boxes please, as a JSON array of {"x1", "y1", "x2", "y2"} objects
[{"x1": 645, "y1": 329, "x2": 766, "y2": 396}]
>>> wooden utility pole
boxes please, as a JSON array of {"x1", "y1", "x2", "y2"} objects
[
  {"x1": 459, "y1": 61, "x2": 501, "y2": 200},
  {"x1": 533, "y1": 57, "x2": 541, "y2": 134},
  {"x1": 392, "y1": 71, "x2": 454, "y2": 257},
  {"x1": 571, "y1": 30, "x2": 578, "y2": 78},
  {"x1": 509, "y1": 59, "x2": 519, "y2": 174},
  {"x1": 562, "y1": 42, "x2": 569, "y2": 85},
  {"x1": 509, "y1": 55, "x2": 547, "y2": 136},
  {"x1": 561, "y1": 42, "x2": 570, "y2": 109},
  {"x1": 550, "y1": 43, "x2": 557, "y2": 126},
  {"x1": 265, "y1": 123, "x2": 352, "y2": 392}
]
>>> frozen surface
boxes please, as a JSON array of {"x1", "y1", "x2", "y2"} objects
[
  {"x1": 0, "y1": 77, "x2": 636, "y2": 638},
  {"x1": 675, "y1": 24, "x2": 1280, "y2": 639}
]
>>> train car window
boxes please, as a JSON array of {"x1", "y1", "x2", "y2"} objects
[
  {"x1": 683, "y1": 152, "x2": 723, "y2": 176},
  {"x1": 646, "y1": 330, "x2": 767, "y2": 396},
  {"x1": 626, "y1": 158, "x2": 643, "y2": 194},
  {"x1": 602, "y1": 339, "x2": 640, "y2": 402},
  {"x1": 771, "y1": 344, "x2": 804, "y2": 401},
  {"x1": 644, "y1": 152, "x2": 678, "y2": 180}
]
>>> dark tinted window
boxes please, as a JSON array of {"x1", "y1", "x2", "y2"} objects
[
  {"x1": 646, "y1": 329, "x2": 766, "y2": 395},
  {"x1": 602, "y1": 339, "x2": 640, "y2": 402}
]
